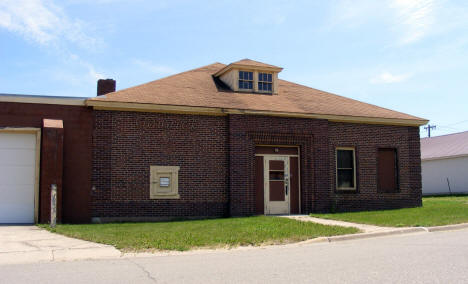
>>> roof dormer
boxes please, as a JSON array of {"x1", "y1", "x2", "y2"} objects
[{"x1": 214, "y1": 59, "x2": 283, "y2": 94}]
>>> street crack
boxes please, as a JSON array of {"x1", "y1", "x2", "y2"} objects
[{"x1": 127, "y1": 258, "x2": 157, "y2": 283}]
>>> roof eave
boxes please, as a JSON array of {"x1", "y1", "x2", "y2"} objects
[
  {"x1": 422, "y1": 153, "x2": 468, "y2": 161},
  {"x1": 0, "y1": 94, "x2": 86, "y2": 106},
  {"x1": 86, "y1": 100, "x2": 428, "y2": 126},
  {"x1": 213, "y1": 64, "x2": 283, "y2": 77}
]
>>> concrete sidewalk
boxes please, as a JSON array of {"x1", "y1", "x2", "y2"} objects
[
  {"x1": 282, "y1": 215, "x2": 390, "y2": 233},
  {"x1": 280, "y1": 215, "x2": 468, "y2": 243},
  {"x1": 0, "y1": 226, "x2": 121, "y2": 265}
]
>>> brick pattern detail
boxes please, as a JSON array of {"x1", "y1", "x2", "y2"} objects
[
  {"x1": 92, "y1": 111, "x2": 229, "y2": 218},
  {"x1": 228, "y1": 114, "x2": 330, "y2": 216},
  {"x1": 328, "y1": 122, "x2": 422, "y2": 212},
  {"x1": 92, "y1": 111, "x2": 422, "y2": 219}
]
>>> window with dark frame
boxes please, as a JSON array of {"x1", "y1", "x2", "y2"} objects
[
  {"x1": 258, "y1": 72, "x2": 273, "y2": 92},
  {"x1": 238, "y1": 71, "x2": 253, "y2": 90},
  {"x1": 378, "y1": 148, "x2": 398, "y2": 193},
  {"x1": 336, "y1": 148, "x2": 356, "y2": 190}
]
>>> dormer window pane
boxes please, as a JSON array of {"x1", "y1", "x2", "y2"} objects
[
  {"x1": 258, "y1": 72, "x2": 273, "y2": 92},
  {"x1": 239, "y1": 71, "x2": 253, "y2": 90}
]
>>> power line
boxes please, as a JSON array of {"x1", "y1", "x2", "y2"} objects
[
  {"x1": 442, "y1": 119, "x2": 468, "y2": 127},
  {"x1": 437, "y1": 125, "x2": 459, "y2": 131}
]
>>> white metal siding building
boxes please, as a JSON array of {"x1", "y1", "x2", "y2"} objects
[{"x1": 421, "y1": 131, "x2": 468, "y2": 195}]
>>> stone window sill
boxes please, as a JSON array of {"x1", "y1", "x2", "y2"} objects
[{"x1": 150, "y1": 194, "x2": 180, "y2": 200}]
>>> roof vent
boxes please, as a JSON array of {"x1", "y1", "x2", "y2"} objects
[{"x1": 97, "y1": 79, "x2": 116, "y2": 96}]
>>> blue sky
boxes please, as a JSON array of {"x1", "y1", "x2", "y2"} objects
[{"x1": 1, "y1": 0, "x2": 467, "y2": 137}]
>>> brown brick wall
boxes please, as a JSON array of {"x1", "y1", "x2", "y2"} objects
[
  {"x1": 39, "y1": 124, "x2": 64, "y2": 223},
  {"x1": 92, "y1": 111, "x2": 229, "y2": 218},
  {"x1": 92, "y1": 111, "x2": 422, "y2": 219},
  {"x1": 228, "y1": 114, "x2": 330, "y2": 215},
  {"x1": 0, "y1": 102, "x2": 93, "y2": 223},
  {"x1": 328, "y1": 122, "x2": 422, "y2": 212}
]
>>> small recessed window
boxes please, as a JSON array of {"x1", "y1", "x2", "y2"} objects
[
  {"x1": 269, "y1": 171, "x2": 284, "y2": 181},
  {"x1": 159, "y1": 177, "x2": 170, "y2": 187},
  {"x1": 258, "y1": 72, "x2": 273, "y2": 92},
  {"x1": 150, "y1": 166, "x2": 180, "y2": 199},
  {"x1": 336, "y1": 148, "x2": 356, "y2": 190},
  {"x1": 239, "y1": 71, "x2": 253, "y2": 90}
]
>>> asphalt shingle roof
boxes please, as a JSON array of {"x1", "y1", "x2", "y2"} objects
[{"x1": 90, "y1": 61, "x2": 425, "y2": 122}]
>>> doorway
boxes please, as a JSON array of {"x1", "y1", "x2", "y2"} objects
[{"x1": 255, "y1": 146, "x2": 300, "y2": 215}]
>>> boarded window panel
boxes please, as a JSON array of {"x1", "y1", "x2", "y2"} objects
[
  {"x1": 378, "y1": 149, "x2": 398, "y2": 193},
  {"x1": 269, "y1": 160, "x2": 284, "y2": 171},
  {"x1": 269, "y1": 181, "x2": 285, "y2": 201}
]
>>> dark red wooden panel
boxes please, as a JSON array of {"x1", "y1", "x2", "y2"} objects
[
  {"x1": 378, "y1": 149, "x2": 397, "y2": 192},
  {"x1": 290, "y1": 157, "x2": 299, "y2": 214},
  {"x1": 269, "y1": 181, "x2": 285, "y2": 201},
  {"x1": 255, "y1": 156, "x2": 264, "y2": 214},
  {"x1": 269, "y1": 160, "x2": 284, "y2": 171}
]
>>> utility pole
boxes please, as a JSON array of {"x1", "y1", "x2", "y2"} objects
[{"x1": 424, "y1": 124, "x2": 436, "y2": 137}]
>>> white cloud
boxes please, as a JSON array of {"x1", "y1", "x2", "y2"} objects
[
  {"x1": 0, "y1": 0, "x2": 100, "y2": 49},
  {"x1": 325, "y1": 0, "x2": 441, "y2": 45},
  {"x1": 390, "y1": 0, "x2": 436, "y2": 44},
  {"x1": 371, "y1": 71, "x2": 412, "y2": 84},
  {"x1": 132, "y1": 59, "x2": 177, "y2": 76},
  {"x1": 0, "y1": 0, "x2": 107, "y2": 90}
]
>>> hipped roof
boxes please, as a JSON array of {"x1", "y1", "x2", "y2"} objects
[{"x1": 88, "y1": 61, "x2": 427, "y2": 126}]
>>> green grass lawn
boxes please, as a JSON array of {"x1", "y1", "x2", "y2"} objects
[
  {"x1": 311, "y1": 195, "x2": 468, "y2": 227},
  {"x1": 39, "y1": 216, "x2": 358, "y2": 251}
]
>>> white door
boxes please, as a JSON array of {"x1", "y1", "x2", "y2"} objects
[
  {"x1": 264, "y1": 156, "x2": 290, "y2": 215},
  {"x1": 0, "y1": 132, "x2": 37, "y2": 223}
]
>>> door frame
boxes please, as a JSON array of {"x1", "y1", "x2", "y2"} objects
[
  {"x1": 263, "y1": 155, "x2": 289, "y2": 215},
  {"x1": 0, "y1": 127, "x2": 41, "y2": 223},
  {"x1": 255, "y1": 145, "x2": 301, "y2": 214}
]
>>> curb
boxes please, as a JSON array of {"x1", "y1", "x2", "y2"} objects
[
  {"x1": 426, "y1": 223, "x2": 468, "y2": 232},
  {"x1": 306, "y1": 222, "x2": 468, "y2": 243},
  {"x1": 325, "y1": 227, "x2": 426, "y2": 242},
  {"x1": 299, "y1": 236, "x2": 330, "y2": 244}
]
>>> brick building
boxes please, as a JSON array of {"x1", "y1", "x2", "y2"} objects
[{"x1": 0, "y1": 59, "x2": 427, "y2": 223}]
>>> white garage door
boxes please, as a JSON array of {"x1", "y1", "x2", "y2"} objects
[{"x1": 0, "y1": 132, "x2": 37, "y2": 223}]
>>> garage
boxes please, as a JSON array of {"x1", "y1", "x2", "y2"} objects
[{"x1": 0, "y1": 130, "x2": 39, "y2": 223}]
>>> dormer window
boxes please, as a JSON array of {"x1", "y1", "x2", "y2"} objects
[
  {"x1": 215, "y1": 59, "x2": 283, "y2": 94},
  {"x1": 238, "y1": 71, "x2": 253, "y2": 90},
  {"x1": 258, "y1": 73, "x2": 273, "y2": 92}
]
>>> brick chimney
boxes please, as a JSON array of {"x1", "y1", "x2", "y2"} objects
[{"x1": 97, "y1": 79, "x2": 116, "y2": 96}]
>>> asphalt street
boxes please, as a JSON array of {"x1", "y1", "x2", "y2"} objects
[{"x1": 1, "y1": 229, "x2": 467, "y2": 284}]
